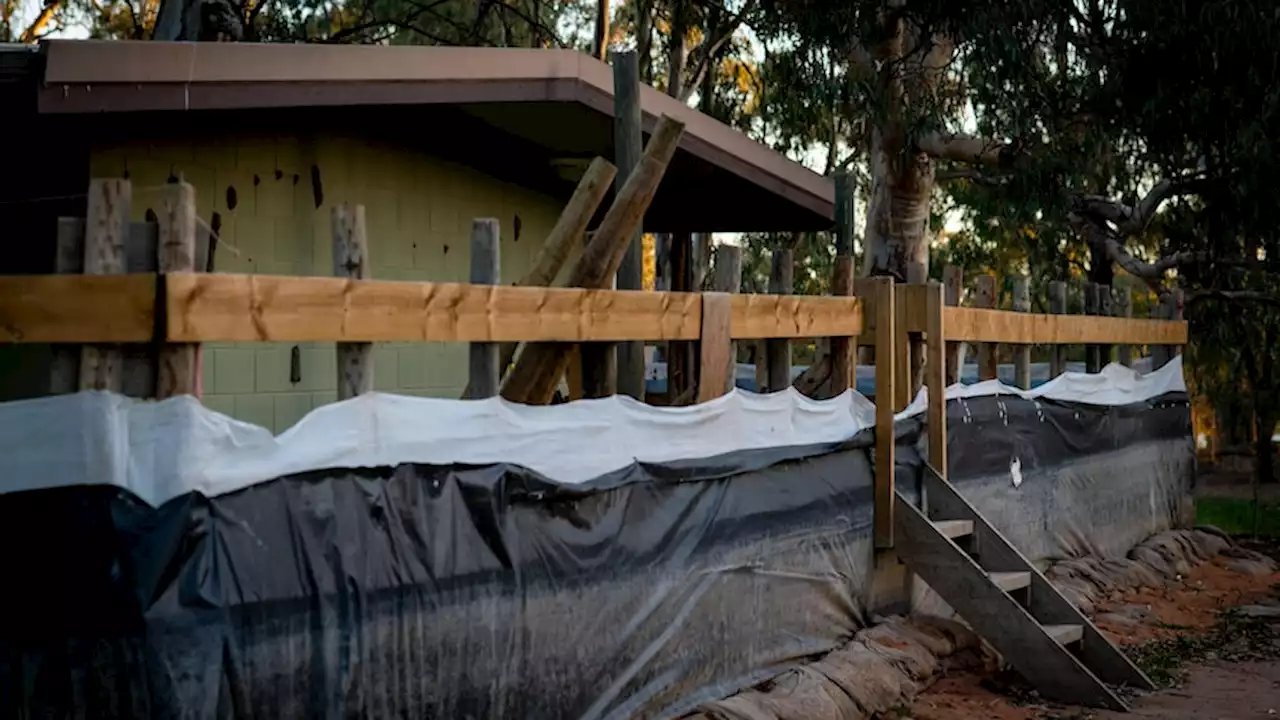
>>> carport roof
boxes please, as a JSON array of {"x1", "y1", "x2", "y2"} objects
[{"x1": 25, "y1": 40, "x2": 834, "y2": 233}]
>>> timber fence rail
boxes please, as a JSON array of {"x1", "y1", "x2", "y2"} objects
[{"x1": 0, "y1": 180, "x2": 1188, "y2": 553}]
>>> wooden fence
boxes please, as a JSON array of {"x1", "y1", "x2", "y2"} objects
[{"x1": 0, "y1": 179, "x2": 1189, "y2": 550}]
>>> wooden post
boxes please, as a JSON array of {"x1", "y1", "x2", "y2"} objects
[
  {"x1": 1158, "y1": 289, "x2": 1185, "y2": 366},
  {"x1": 502, "y1": 115, "x2": 686, "y2": 405},
  {"x1": 465, "y1": 218, "x2": 501, "y2": 399},
  {"x1": 580, "y1": 336, "x2": 617, "y2": 398},
  {"x1": 1084, "y1": 281, "x2": 1100, "y2": 373},
  {"x1": 1116, "y1": 289, "x2": 1134, "y2": 368},
  {"x1": 696, "y1": 292, "x2": 734, "y2": 403},
  {"x1": 712, "y1": 244, "x2": 742, "y2": 395},
  {"x1": 156, "y1": 182, "x2": 199, "y2": 398},
  {"x1": 943, "y1": 265, "x2": 963, "y2": 385},
  {"x1": 1149, "y1": 296, "x2": 1169, "y2": 369},
  {"x1": 1098, "y1": 284, "x2": 1113, "y2": 368},
  {"x1": 925, "y1": 281, "x2": 947, "y2": 477},
  {"x1": 831, "y1": 256, "x2": 856, "y2": 395},
  {"x1": 79, "y1": 178, "x2": 131, "y2": 392},
  {"x1": 1048, "y1": 280, "x2": 1067, "y2": 378},
  {"x1": 50, "y1": 217, "x2": 86, "y2": 394},
  {"x1": 466, "y1": 157, "x2": 617, "y2": 399},
  {"x1": 1012, "y1": 275, "x2": 1031, "y2": 390},
  {"x1": 975, "y1": 274, "x2": 997, "y2": 381},
  {"x1": 896, "y1": 284, "x2": 913, "y2": 410},
  {"x1": 872, "y1": 277, "x2": 897, "y2": 549},
  {"x1": 765, "y1": 248, "x2": 793, "y2": 392},
  {"x1": 612, "y1": 49, "x2": 646, "y2": 401},
  {"x1": 332, "y1": 203, "x2": 373, "y2": 399}
]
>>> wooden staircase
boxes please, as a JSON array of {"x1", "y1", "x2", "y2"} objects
[{"x1": 894, "y1": 466, "x2": 1156, "y2": 711}]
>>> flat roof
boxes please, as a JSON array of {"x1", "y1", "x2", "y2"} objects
[{"x1": 25, "y1": 40, "x2": 834, "y2": 232}]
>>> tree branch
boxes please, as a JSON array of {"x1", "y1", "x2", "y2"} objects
[
  {"x1": 18, "y1": 0, "x2": 59, "y2": 42},
  {"x1": 936, "y1": 167, "x2": 1011, "y2": 186},
  {"x1": 679, "y1": 0, "x2": 755, "y2": 103},
  {"x1": 918, "y1": 131, "x2": 1007, "y2": 165}
]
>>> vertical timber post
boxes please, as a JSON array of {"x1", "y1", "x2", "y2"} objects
[
  {"x1": 873, "y1": 277, "x2": 897, "y2": 548},
  {"x1": 925, "y1": 281, "x2": 947, "y2": 477},
  {"x1": 1048, "y1": 280, "x2": 1067, "y2": 378},
  {"x1": 156, "y1": 182, "x2": 199, "y2": 398},
  {"x1": 1117, "y1": 289, "x2": 1134, "y2": 368},
  {"x1": 696, "y1": 292, "x2": 734, "y2": 403},
  {"x1": 612, "y1": 49, "x2": 646, "y2": 401},
  {"x1": 943, "y1": 265, "x2": 963, "y2": 385},
  {"x1": 466, "y1": 218, "x2": 501, "y2": 399},
  {"x1": 831, "y1": 171, "x2": 856, "y2": 396},
  {"x1": 50, "y1": 217, "x2": 85, "y2": 394},
  {"x1": 1099, "y1": 284, "x2": 1113, "y2": 368},
  {"x1": 332, "y1": 203, "x2": 373, "y2": 399},
  {"x1": 1084, "y1": 282, "x2": 1100, "y2": 373},
  {"x1": 1012, "y1": 275, "x2": 1031, "y2": 390},
  {"x1": 79, "y1": 178, "x2": 131, "y2": 392},
  {"x1": 765, "y1": 248, "x2": 793, "y2": 392},
  {"x1": 712, "y1": 244, "x2": 742, "y2": 395},
  {"x1": 895, "y1": 284, "x2": 913, "y2": 410},
  {"x1": 975, "y1": 274, "x2": 997, "y2": 381}
]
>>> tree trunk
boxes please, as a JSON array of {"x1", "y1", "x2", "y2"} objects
[
  {"x1": 1255, "y1": 409, "x2": 1276, "y2": 487},
  {"x1": 636, "y1": 0, "x2": 653, "y2": 82},
  {"x1": 592, "y1": 0, "x2": 610, "y2": 59},
  {"x1": 666, "y1": 0, "x2": 687, "y2": 99}
]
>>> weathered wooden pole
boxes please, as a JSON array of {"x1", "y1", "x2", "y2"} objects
[
  {"x1": 871, "y1": 276, "x2": 897, "y2": 548},
  {"x1": 765, "y1": 248, "x2": 793, "y2": 392},
  {"x1": 79, "y1": 178, "x2": 131, "y2": 392},
  {"x1": 612, "y1": 49, "x2": 646, "y2": 401},
  {"x1": 975, "y1": 274, "x2": 998, "y2": 381},
  {"x1": 925, "y1": 281, "x2": 948, "y2": 476},
  {"x1": 332, "y1": 203, "x2": 373, "y2": 399},
  {"x1": 1012, "y1": 275, "x2": 1031, "y2": 390},
  {"x1": 831, "y1": 171, "x2": 856, "y2": 396},
  {"x1": 1098, "y1": 284, "x2": 1114, "y2": 368},
  {"x1": 711, "y1": 244, "x2": 742, "y2": 396},
  {"x1": 502, "y1": 115, "x2": 686, "y2": 405},
  {"x1": 695, "y1": 292, "x2": 733, "y2": 403},
  {"x1": 156, "y1": 182, "x2": 199, "y2": 398},
  {"x1": 1048, "y1": 280, "x2": 1067, "y2": 378},
  {"x1": 50, "y1": 217, "x2": 85, "y2": 394},
  {"x1": 1084, "y1": 281, "x2": 1100, "y2": 373},
  {"x1": 943, "y1": 265, "x2": 963, "y2": 385},
  {"x1": 1116, "y1": 288, "x2": 1134, "y2": 368},
  {"x1": 465, "y1": 218, "x2": 501, "y2": 399},
  {"x1": 464, "y1": 157, "x2": 617, "y2": 399}
]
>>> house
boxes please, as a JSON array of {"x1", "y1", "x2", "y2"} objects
[{"x1": 0, "y1": 40, "x2": 833, "y2": 432}]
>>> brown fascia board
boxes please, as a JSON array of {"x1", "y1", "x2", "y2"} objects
[{"x1": 39, "y1": 40, "x2": 834, "y2": 221}]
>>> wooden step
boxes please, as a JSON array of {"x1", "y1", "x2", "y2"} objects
[
  {"x1": 1045, "y1": 624, "x2": 1084, "y2": 646},
  {"x1": 934, "y1": 519, "x2": 974, "y2": 539},
  {"x1": 990, "y1": 571, "x2": 1031, "y2": 592}
]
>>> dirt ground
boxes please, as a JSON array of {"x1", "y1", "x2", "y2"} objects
[{"x1": 904, "y1": 548, "x2": 1280, "y2": 720}]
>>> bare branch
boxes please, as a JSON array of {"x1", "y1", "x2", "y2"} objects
[
  {"x1": 1188, "y1": 290, "x2": 1280, "y2": 308},
  {"x1": 1073, "y1": 174, "x2": 1203, "y2": 235},
  {"x1": 18, "y1": 0, "x2": 59, "y2": 42},
  {"x1": 918, "y1": 131, "x2": 1006, "y2": 165},
  {"x1": 936, "y1": 167, "x2": 1011, "y2": 186}
]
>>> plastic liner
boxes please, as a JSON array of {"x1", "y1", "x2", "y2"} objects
[
  {"x1": 0, "y1": 437, "x2": 877, "y2": 720},
  {"x1": 901, "y1": 390, "x2": 1194, "y2": 566},
  {"x1": 0, "y1": 377, "x2": 1193, "y2": 718}
]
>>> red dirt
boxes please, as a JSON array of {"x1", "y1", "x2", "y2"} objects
[{"x1": 905, "y1": 554, "x2": 1280, "y2": 720}]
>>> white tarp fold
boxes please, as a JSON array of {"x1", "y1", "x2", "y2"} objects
[{"x1": 0, "y1": 357, "x2": 1185, "y2": 507}]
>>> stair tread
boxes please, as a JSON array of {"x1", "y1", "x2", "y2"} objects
[
  {"x1": 1044, "y1": 624, "x2": 1084, "y2": 646},
  {"x1": 933, "y1": 519, "x2": 974, "y2": 539},
  {"x1": 989, "y1": 571, "x2": 1032, "y2": 592}
]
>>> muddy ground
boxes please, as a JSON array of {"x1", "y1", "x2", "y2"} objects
[{"x1": 904, "y1": 542, "x2": 1280, "y2": 719}]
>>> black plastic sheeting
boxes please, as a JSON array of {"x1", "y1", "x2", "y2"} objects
[
  {"x1": 0, "y1": 436, "x2": 878, "y2": 720},
  {"x1": 0, "y1": 391, "x2": 1193, "y2": 719},
  {"x1": 899, "y1": 390, "x2": 1195, "y2": 565}
]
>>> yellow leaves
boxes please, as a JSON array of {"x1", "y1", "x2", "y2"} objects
[{"x1": 642, "y1": 233, "x2": 656, "y2": 291}]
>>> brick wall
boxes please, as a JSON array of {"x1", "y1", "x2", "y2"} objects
[{"x1": 91, "y1": 133, "x2": 566, "y2": 433}]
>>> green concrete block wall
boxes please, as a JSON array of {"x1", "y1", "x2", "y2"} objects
[{"x1": 91, "y1": 133, "x2": 567, "y2": 433}]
